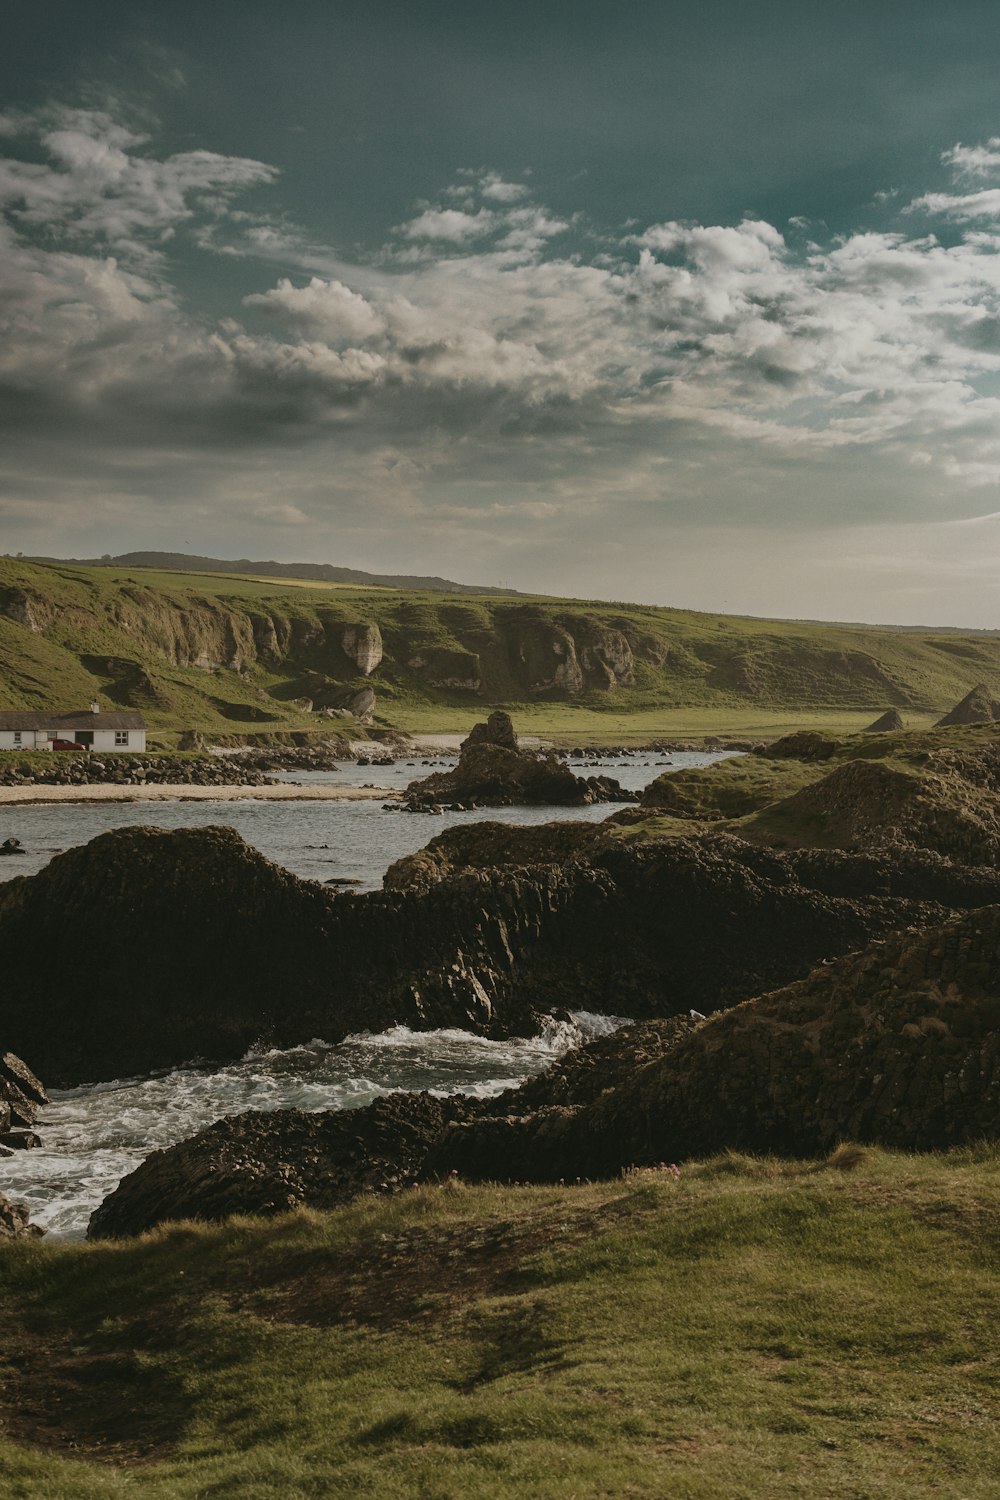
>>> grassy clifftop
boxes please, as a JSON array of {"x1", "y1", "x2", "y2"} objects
[{"x1": 3, "y1": 556, "x2": 1000, "y2": 738}]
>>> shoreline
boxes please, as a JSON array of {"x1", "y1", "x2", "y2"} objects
[{"x1": 0, "y1": 783, "x2": 399, "y2": 806}]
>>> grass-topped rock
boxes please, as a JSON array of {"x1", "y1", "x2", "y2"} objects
[{"x1": 624, "y1": 721, "x2": 1000, "y2": 863}]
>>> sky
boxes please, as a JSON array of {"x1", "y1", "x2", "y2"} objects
[{"x1": 8, "y1": 3, "x2": 1000, "y2": 623}]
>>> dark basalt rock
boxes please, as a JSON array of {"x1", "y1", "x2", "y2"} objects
[
  {"x1": 4, "y1": 825, "x2": 1000, "y2": 1089},
  {"x1": 89, "y1": 1092, "x2": 472, "y2": 1240},
  {"x1": 462, "y1": 710, "x2": 518, "y2": 752},
  {"x1": 88, "y1": 901, "x2": 1000, "y2": 1235},
  {"x1": 0, "y1": 752, "x2": 273, "y2": 790},
  {"x1": 430, "y1": 902, "x2": 1000, "y2": 1182},
  {"x1": 0, "y1": 1050, "x2": 48, "y2": 1149},
  {"x1": 0, "y1": 826, "x2": 545, "y2": 1086},
  {"x1": 404, "y1": 713, "x2": 637, "y2": 810}
]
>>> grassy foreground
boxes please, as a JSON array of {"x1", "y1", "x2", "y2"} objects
[{"x1": 2, "y1": 1148, "x2": 999, "y2": 1498}]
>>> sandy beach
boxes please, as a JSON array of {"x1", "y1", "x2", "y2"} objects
[{"x1": 0, "y1": 783, "x2": 399, "y2": 806}]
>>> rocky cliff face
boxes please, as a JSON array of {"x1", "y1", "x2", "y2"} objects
[{"x1": 340, "y1": 623, "x2": 383, "y2": 676}]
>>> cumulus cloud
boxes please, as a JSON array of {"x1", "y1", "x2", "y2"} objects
[
  {"x1": 0, "y1": 105, "x2": 276, "y2": 262},
  {"x1": 9, "y1": 106, "x2": 1000, "y2": 612},
  {"x1": 942, "y1": 138, "x2": 1000, "y2": 178},
  {"x1": 401, "y1": 206, "x2": 499, "y2": 242}
]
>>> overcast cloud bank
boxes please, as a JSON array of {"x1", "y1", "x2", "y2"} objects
[{"x1": 4, "y1": 103, "x2": 1000, "y2": 620}]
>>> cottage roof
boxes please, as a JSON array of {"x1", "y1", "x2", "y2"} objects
[{"x1": 0, "y1": 710, "x2": 146, "y2": 732}]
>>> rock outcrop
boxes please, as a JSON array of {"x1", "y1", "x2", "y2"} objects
[
  {"x1": 88, "y1": 894, "x2": 1000, "y2": 1236},
  {"x1": 0, "y1": 826, "x2": 546, "y2": 1085},
  {"x1": 404, "y1": 713, "x2": 636, "y2": 810},
  {"x1": 0, "y1": 752, "x2": 272, "y2": 790},
  {"x1": 0, "y1": 1193, "x2": 44, "y2": 1239},
  {"x1": 9, "y1": 822, "x2": 1000, "y2": 1089},
  {"x1": 430, "y1": 901, "x2": 1000, "y2": 1182},
  {"x1": 341, "y1": 623, "x2": 383, "y2": 676},
  {"x1": 865, "y1": 709, "x2": 905, "y2": 733},
  {"x1": 0, "y1": 1051, "x2": 48, "y2": 1155},
  {"x1": 89, "y1": 1093, "x2": 472, "y2": 1240},
  {"x1": 936, "y1": 684, "x2": 1000, "y2": 727}
]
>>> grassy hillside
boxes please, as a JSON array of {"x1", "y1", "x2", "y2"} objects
[
  {"x1": 28, "y1": 549, "x2": 521, "y2": 596},
  {"x1": 2, "y1": 1147, "x2": 998, "y2": 1497},
  {"x1": 3, "y1": 557, "x2": 1000, "y2": 740}
]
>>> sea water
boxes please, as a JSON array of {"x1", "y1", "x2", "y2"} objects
[{"x1": 2, "y1": 1014, "x2": 627, "y2": 1238}]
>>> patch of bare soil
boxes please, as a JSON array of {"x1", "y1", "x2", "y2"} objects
[
  {"x1": 239, "y1": 1195, "x2": 637, "y2": 1331},
  {"x1": 0, "y1": 1323, "x2": 188, "y2": 1466}
]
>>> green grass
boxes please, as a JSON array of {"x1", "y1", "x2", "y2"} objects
[
  {"x1": 2, "y1": 1147, "x2": 999, "y2": 1497},
  {"x1": 2, "y1": 554, "x2": 999, "y2": 742}
]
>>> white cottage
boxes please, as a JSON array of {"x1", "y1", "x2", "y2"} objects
[{"x1": 0, "y1": 706, "x2": 147, "y2": 752}]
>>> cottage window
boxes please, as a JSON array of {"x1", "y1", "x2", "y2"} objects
[
  {"x1": 115, "y1": 730, "x2": 129, "y2": 746},
  {"x1": 12, "y1": 731, "x2": 21, "y2": 745}
]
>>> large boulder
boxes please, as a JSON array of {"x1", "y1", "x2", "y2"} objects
[
  {"x1": 89, "y1": 1093, "x2": 471, "y2": 1240},
  {"x1": 462, "y1": 711, "x2": 518, "y2": 752},
  {"x1": 0, "y1": 1193, "x2": 44, "y2": 1239}
]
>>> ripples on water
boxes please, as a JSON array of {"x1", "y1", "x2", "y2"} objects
[
  {"x1": 0, "y1": 751, "x2": 732, "y2": 1234},
  {"x1": 5, "y1": 1014, "x2": 627, "y2": 1238},
  {"x1": 0, "y1": 751, "x2": 731, "y2": 889}
]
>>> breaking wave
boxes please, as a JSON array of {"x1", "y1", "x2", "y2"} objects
[{"x1": 3, "y1": 1011, "x2": 629, "y2": 1239}]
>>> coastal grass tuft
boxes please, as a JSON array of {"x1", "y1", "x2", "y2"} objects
[{"x1": 2, "y1": 1147, "x2": 999, "y2": 1496}]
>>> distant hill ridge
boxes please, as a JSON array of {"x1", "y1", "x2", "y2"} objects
[
  {"x1": 6, "y1": 554, "x2": 1000, "y2": 739},
  {"x1": 26, "y1": 552, "x2": 521, "y2": 598}
]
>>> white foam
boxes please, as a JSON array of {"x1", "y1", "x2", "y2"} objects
[{"x1": 3, "y1": 1011, "x2": 630, "y2": 1239}]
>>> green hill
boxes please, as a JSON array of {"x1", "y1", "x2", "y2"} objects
[
  {"x1": 3, "y1": 556, "x2": 1000, "y2": 740},
  {"x1": 26, "y1": 549, "x2": 520, "y2": 596}
]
